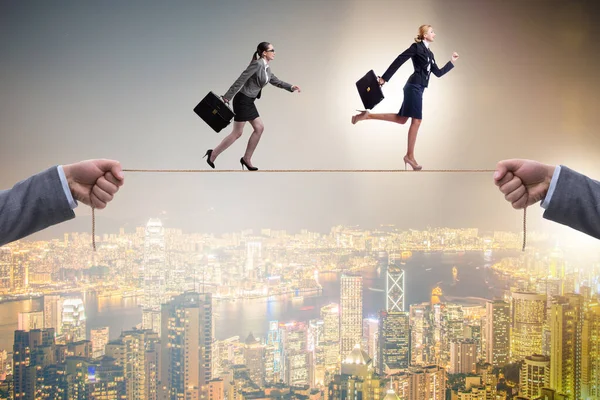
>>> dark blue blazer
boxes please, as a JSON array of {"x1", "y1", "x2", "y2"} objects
[{"x1": 381, "y1": 41, "x2": 454, "y2": 88}]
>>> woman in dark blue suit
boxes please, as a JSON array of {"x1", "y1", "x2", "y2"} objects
[{"x1": 352, "y1": 25, "x2": 459, "y2": 170}]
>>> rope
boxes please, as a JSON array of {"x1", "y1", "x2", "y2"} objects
[
  {"x1": 90, "y1": 168, "x2": 527, "y2": 252},
  {"x1": 92, "y1": 207, "x2": 96, "y2": 251},
  {"x1": 122, "y1": 168, "x2": 496, "y2": 173},
  {"x1": 522, "y1": 207, "x2": 527, "y2": 252}
]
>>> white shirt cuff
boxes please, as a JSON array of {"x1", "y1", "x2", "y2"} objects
[
  {"x1": 57, "y1": 165, "x2": 78, "y2": 209},
  {"x1": 541, "y1": 166, "x2": 561, "y2": 209}
]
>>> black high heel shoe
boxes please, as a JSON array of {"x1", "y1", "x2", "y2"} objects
[
  {"x1": 204, "y1": 150, "x2": 215, "y2": 169},
  {"x1": 240, "y1": 157, "x2": 258, "y2": 171}
]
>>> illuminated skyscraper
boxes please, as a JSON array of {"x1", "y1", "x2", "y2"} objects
[
  {"x1": 340, "y1": 274, "x2": 362, "y2": 359},
  {"x1": 378, "y1": 311, "x2": 410, "y2": 373},
  {"x1": 362, "y1": 318, "x2": 379, "y2": 371},
  {"x1": 280, "y1": 322, "x2": 312, "y2": 387},
  {"x1": 106, "y1": 328, "x2": 160, "y2": 400},
  {"x1": 245, "y1": 241, "x2": 262, "y2": 278},
  {"x1": 511, "y1": 292, "x2": 546, "y2": 362},
  {"x1": 0, "y1": 248, "x2": 11, "y2": 290},
  {"x1": 386, "y1": 265, "x2": 405, "y2": 312},
  {"x1": 61, "y1": 298, "x2": 86, "y2": 343},
  {"x1": 485, "y1": 300, "x2": 510, "y2": 367},
  {"x1": 90, "y1": 327, "x2": 109, "y2": 359},
  {"x1": 13, "y1": 329, "x2": 56, "y2": 399},
  {"x1": 320, "y1": 304, "x2": 340, "y2": 381},
  {"x1": 265, "y1": 320, "x2": 282, "y2": 384},
  {"x1": 410, "y1": 303, "x2": 430, "y2": 366},
  {"x1": 244, "y1": 332, "x2": 266, "y2": 387},
  {"x1": 11, "y1": 250, "x2": 29, "y2": 291},
  {"x1": 160, "y1": 292, "x2": 212, "y2": 399},
  {"x1": 520, "y1": 354, "x2": 550, "y2": 399},
  {"x1": 142, "y1": 218, "x2": 166, "y2": 335},
  {"x1": 586, "y1": 302, "x2": 600, "y2": 399},
  {"x1": 549, "y1": 294, "x2": 584, "y2": 399},
  {"x1": 449, "y1": 340, "x2": 477, "y2": 374},
  {"x1": 44, "y1": 295, "x2": 64, "y2": 335}
]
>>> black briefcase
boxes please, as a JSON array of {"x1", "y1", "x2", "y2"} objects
[
  {"x1": 194, "y1": 91, "x2": 235, "y2": 133},
  {"x1": 356, "y1": 70, "x2": 384, "y2": 110}
]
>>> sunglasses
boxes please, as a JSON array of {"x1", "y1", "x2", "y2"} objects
[{"x1": 265, "y1": 49, "x2": 275, "y2": 53}]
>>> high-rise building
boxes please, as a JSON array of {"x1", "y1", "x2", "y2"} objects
[
  {"x1": 0, "y1": 248, "x2": 11, "y2": 291},
  {"x1": 549, "y1": 294, "x2": 584, "y2": 399},
  {"x1": 378, "y1": 311, "x2": 410, "y2": 373},
  {"x1": 485, "y1": 300, "x2": 510, "y2": 367},
  {"x1": 0, "y1": 350, "x2": 8, "y2": 381},
  {"x1": 280, "y1": 322, "x2": 312, "y2": 387},
  {"x1": 160, "y1": 292, "x2": 213, "y2": 399},
  {"x1": 386, "y1": 265, "x2": 405, "y2": 312},
  {"x1": 265, "y1": 320, "x2": 282, "y2": 385},
  {"x1": 13, "y1": 329, "x2": 56, "y2": 400},
  {"x1": 442, "y1": 303, "x2": 464, "y2": 365},
  {"x1": 86, "y1": 357, "x2": 127, "y2": 399},
  {"x1": 548, "y1": 247, "x2": 565, "y2": 279},
  {"x1": 410, "y1": 303, "x2": 430, "y2": 366},
  {"x1": 320, "y1": 304, "x2": 340, "y2": 382},
  {"x1": 362, "y1": 318, "x2": 379, "y2": 370},
  {"x1": 243, "y1": 332, "x2": 265, "y2": 387},
  {"x1": 308, "y1": 319, "x2": 324, "y2": 385},
  {"x1": 106, "y1": 328, "x2": 159, "y2": 400},
  {"x1": 585, "y1": 301, "x2": 600, "y2": 399},
  {"x1": 389, "y1": 365, "x2": 446, "y2": 400},
  {"x1": 61, "y1": 298, "x2": 86, "y2": 343},
  {"x1": 17, "y1": 311, "x2": 44, "y2": 331},
  {"x1": 91, "y1": 327, "x2": 109, "y2": 359},
  {"x1": 511, "y1": 292, "x2": 546, "y2": 362},
  {"x1": 340, "y1": 274, "x2": 362, "y2": 359},
  {"x1": 207, "y1": 378, "x2": 225, "y2": 400},
  {"x1": 520, "y1": 354, "x2": 550, "y2": 399},
  {"x1": 450, "y1": 340, "x2": 478, "y2": 374},
  {"x1": 245, "y1": 241, "x2": 262, "y2": 278},
  {"x1": 11, "y1": 250, "x2": 29, "y2": 291},
  {"x1": 328, "y1": 345, "x2": 383, "y2": 400},
  {"x1": 142, "y1": 218, "x2": 166, "y2": 334},
  {"x1": 44, "y1": 295, "x2": 64, "y2": 335}
]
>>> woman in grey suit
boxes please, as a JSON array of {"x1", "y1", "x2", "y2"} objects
[{"x1": 204, "y1": 42, "x2": 301, "y2": 171}]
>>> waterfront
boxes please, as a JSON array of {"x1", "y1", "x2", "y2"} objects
[{"x1": 0, "y1": 250, "x2": 514, "y2": 351}]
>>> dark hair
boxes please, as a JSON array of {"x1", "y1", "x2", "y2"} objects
[{"x1": 251, "y1": 42, "x2": 271, "y2": 63}]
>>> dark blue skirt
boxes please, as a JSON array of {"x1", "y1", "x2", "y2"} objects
[{"x1": 398, "y1": 83, "x2": 424, "y2": 120}]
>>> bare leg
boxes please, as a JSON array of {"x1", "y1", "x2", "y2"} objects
[
  {"x1": 242, "y1": 117, "x2": 265, "y2": 168},
  {"x1": 352, "y1": 111, "x2": 408, "y2": 125},
  {"x1": 210, "y1": 121, "x2": 246, "y2": 161},
  {"x1": 404, "y1": 118, "x2": 422, "y2": 170}
]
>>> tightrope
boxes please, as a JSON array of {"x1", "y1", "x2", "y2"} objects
[
  {"x1": 122, "y1": 168, "x2": 496, "y2": 173},
  {"x1": 90, "y1": 168, "x2": 527, "y2": 252}
]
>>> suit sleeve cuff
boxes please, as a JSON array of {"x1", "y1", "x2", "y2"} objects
[
  {"x1": 57, "y1": 165, "x2": 78, "y2": 209},
  {"x1": 541, "y1": 165, "x2": 561, "y2": 209}
]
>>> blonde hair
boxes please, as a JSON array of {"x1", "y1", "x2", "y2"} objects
[{"x1": 414, "y1": 25, "x2": 432, "y2": 43}]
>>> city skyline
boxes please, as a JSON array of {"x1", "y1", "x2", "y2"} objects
[{"x1": 2, "y1": 0, "x2": 600, "y2": 398}]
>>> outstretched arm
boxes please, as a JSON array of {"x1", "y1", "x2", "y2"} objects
[
  {"x1": 269, "y1": 72, "x2": 297, "y2": 92},
  {"x1": 431, "y1": 52, "x2": 458, "y2": 77},
  {"x1": 380, "y1": 43, "x2": 418, "y2": 84},
  {"x1": 0, "y1": 159, "x2": 124, "y2": 247}
]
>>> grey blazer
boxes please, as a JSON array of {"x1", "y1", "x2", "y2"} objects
[
  {"x1": 0, "y1": 167, "x2": 75, "y2": 247},
  {"x1": 223, "y1": 59, "x2": 294, "y2": 101},
  {"x1": 543, "y1": 166, "x2": 600, "y2": 239}
]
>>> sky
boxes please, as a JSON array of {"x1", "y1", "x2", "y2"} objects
[{"x1": 1, "y1": 0, "x2": 599, "y2": 240}]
